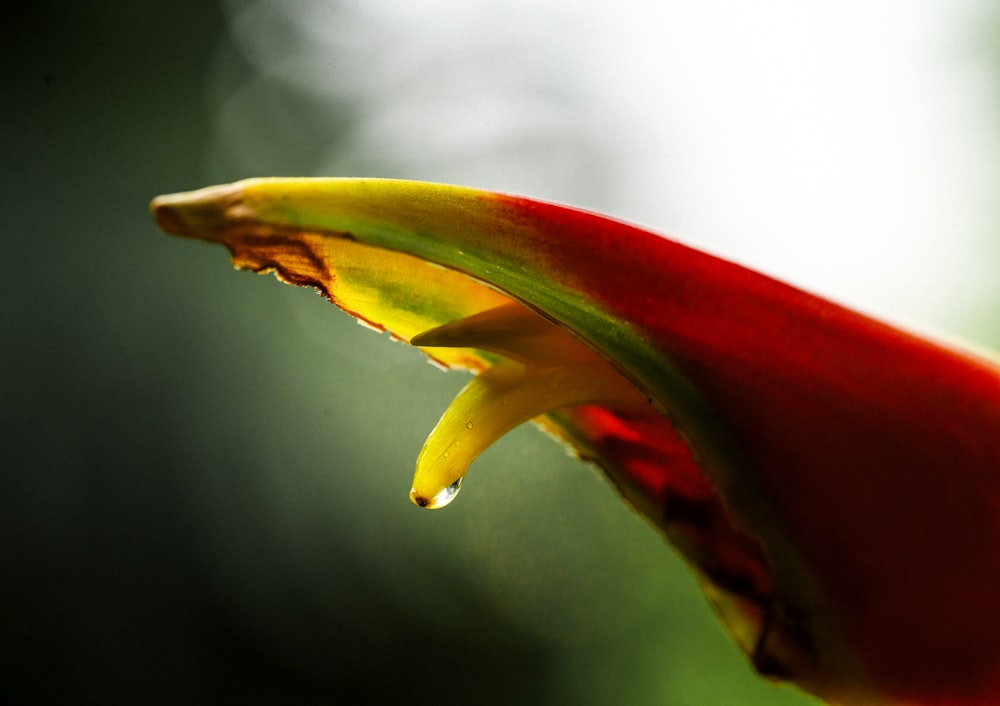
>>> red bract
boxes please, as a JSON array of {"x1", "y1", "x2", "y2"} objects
[{"x1": 153, "y1": 178, "x2": 1000, "y2": 704}]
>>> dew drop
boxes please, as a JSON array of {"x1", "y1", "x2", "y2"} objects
[
  {"x1": 413, "y1": 477, "x2": 463, "y2": 509},
  {"x1": 466, "y1": 421, "x2": 474, "y2": 430}
]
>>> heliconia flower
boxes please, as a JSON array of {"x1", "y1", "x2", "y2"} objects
[{"x1": 152, "y1": 178, "x2": 1000, "y2": 705}]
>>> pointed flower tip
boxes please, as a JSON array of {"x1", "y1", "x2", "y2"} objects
[
  {"x1": 410, "y1": 479, "x2": 463, "y2": 510},
  {"x1": 408, "y1": 303, "x2": 651, "y2": 508},
  {"x1": 149, "y1": 183, "x2": 249, "y2": 241}
]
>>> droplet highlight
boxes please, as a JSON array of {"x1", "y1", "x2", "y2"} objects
[{"x1": 410, "y1": 477, "x2": 463, "y2": 509}]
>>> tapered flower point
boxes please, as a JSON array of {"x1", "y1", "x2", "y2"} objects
[
  {"x1": 152, "y1": 178, "x2": 1000, "y2": 705},
  {"x1": 409, "y1": 302, "x2": 652, "y2": 508}
]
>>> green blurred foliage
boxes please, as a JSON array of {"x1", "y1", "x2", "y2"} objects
[{"x1": 3, "y1": 1, "x2": 998, "y2": 705}]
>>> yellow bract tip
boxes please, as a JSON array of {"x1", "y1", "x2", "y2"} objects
[{"x1": 409, "y1": 304, "x2": 649, "y2": 508}]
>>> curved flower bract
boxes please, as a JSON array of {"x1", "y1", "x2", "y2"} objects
[{"x1": 152, "y1": 178, "x2": 1000, "y2": 705}]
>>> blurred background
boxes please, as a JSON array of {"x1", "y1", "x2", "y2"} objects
[{"x1": 3, "y1": 1, "x2": 999, "y2": 704}]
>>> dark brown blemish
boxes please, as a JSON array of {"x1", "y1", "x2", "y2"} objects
[{"x1": 229, "y1": 232, "x2": 328, "y2": 273}]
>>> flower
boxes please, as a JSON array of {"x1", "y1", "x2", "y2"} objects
[{"x1": 153, "y1": 178, "x2": 1000, "y2": 705}]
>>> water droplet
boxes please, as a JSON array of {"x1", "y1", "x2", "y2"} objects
[
  {"x1": 466, "y1": 421, "x2": 474, "y2": 430},
  {"x1": 427, "y1": 478, "x2": 462, "y2": 510}
]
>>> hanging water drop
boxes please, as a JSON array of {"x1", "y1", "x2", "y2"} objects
[{"x1": 410, "y1": 477, "x2": 463, "y2": 509}]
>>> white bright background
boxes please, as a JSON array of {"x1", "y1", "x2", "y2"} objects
[{"x1": 215, "y1": 0, "x2": 1000, "y2": 342}]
